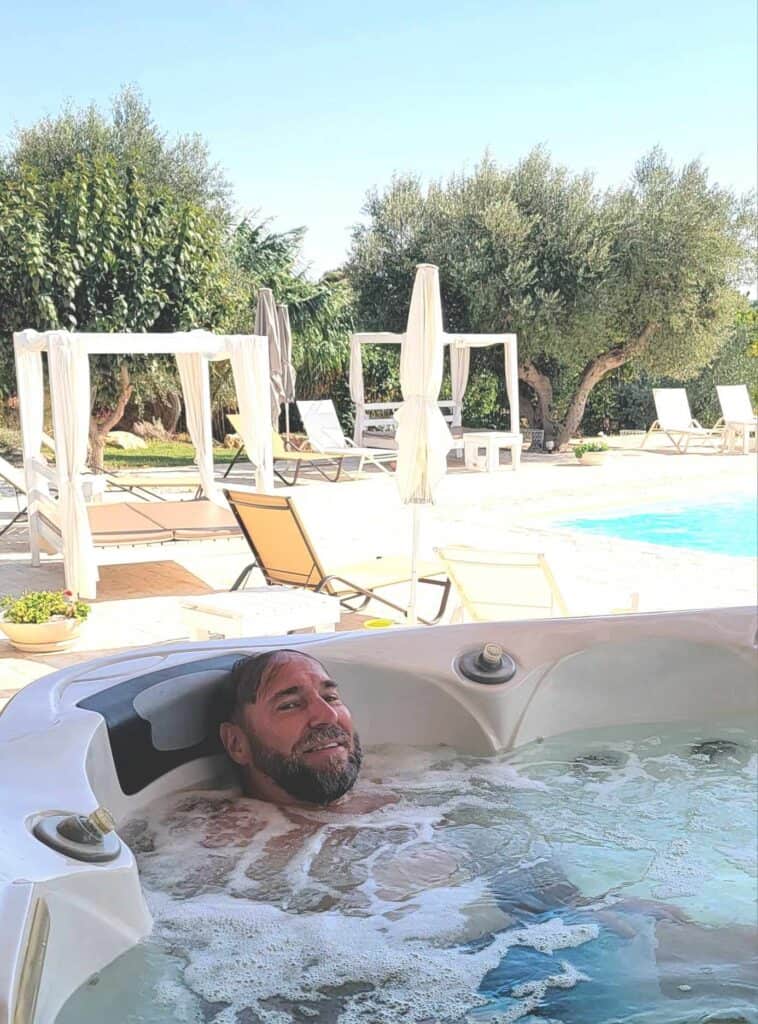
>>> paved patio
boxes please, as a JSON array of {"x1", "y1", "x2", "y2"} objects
[{"x1": 1, "y1": 437, "x2": 755, "y2": 709}]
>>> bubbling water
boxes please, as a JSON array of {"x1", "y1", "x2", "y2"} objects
[{"x1": 58, "y1": 723, "x2": 757, "y2": 1024}]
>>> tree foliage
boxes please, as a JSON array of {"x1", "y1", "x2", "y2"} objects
[{"x1": 348, "y1": 149, "x2": 754, "y2": 445}]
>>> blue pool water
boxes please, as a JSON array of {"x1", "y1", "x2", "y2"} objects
[{"x1": 562, "y1": 495, "x2": 757, "y2": 557}]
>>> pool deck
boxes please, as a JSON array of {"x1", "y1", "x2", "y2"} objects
[{"x1": 0, "y1": 436, "x2": 755, "y2": 709}]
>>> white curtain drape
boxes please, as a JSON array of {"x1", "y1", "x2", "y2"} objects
[
  {"x1": 449, "y1": 343, "x2": 471, "y2": 429},
  {"x1": 256, "y1": 289, "x2": 284, "y2": 427},
  {"x1": 13, "y1": 341, "x2": 48, "y2": 499},
  {"x1": 348, "y1": 335, "x2": 364, "y2": 407},
  {"x1": 226, "y1": 335, "x2": 274, "y2": 492},
  {"x1": 47, "y1": 332, "x2": 98, "y2": 598},
  {"x1": 175, "y1": 351, "x2": 221, "y2": 504},
  {"x1": 503, "y1": 340, "x2": 520, "y2": 432}
]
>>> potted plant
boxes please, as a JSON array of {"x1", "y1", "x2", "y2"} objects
[
  {"x1": 0, "y1": 590, "x2": 90, "y2": 653},
  {"x1": 574, "y1": 441, "x2": 610, "y2": 466}
]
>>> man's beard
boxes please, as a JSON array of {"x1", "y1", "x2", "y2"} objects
[{"x1": 247, "y1": 723, "x2": 363, "y2": 805}]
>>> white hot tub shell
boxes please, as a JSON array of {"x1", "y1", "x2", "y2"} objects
[{"x1": 0, "y1": 606, "x2": 756, "y2": 1023}]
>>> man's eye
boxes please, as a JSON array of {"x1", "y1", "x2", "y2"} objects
[
  {"x1": 277, "y1": 701, "x2": 299, "y2": 711},
  {"x1": 324, "y1": 693, "x2": 341, "y2": 703}
]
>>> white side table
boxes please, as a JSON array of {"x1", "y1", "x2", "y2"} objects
[
  {"x1": 181, "y1": 587, "x2": 341, "y2": 641},
  {"x1": 463, "y1": 432, "x2": 522, "y2": 471}
]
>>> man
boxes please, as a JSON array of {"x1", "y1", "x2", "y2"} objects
[{"x1": 217, "y1": 649, "x2": 363, "y2": 806}]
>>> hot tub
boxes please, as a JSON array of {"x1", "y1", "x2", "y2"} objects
[{"x1": 1, "y1": 607, "x2": 755, "y2": 1023}]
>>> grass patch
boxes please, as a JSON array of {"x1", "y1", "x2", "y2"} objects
[{"x1": 104, "y1": 441, "x2": 238, "y2": 468}]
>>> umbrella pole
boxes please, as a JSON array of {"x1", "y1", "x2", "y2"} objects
[
  {"x1": 407, "y1": 504, "x2": 420, "y2": 625},
  {"x1": 284, "y1": 403, "x2": 290, "y2": 441}
]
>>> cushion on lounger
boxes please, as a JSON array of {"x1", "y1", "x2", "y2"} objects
[{"x1": 129, "y1": 501, "x2": 240, "y2": 540}]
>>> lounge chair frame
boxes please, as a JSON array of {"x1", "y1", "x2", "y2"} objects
[
  {"x1": 225, "y1": 490, "x2": 451, "y2": 625},
  {"x1": 0, "y1": 454, "x2": 30, "y2": 536},
  {"x1": 223, "y1": 416, "x2": 348, "y2": 485}
]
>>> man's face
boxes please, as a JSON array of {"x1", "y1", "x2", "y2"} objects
[{"x1": 222, "y1": 651, "x2": 362, "y2": 805}]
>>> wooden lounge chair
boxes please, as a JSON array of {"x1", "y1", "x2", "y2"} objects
[
  {"x1": 435, "y1": 545, "x2": 639, "y2": 621},
  {"x1": 0, "y1": 455, "x2": 29, "y2": 536},
  {"x1": 224, "y1": 489, "x2": 451, "y2": 625},
  {"x1": 223, "y1": 415, "x2": 347, "y2": 484},
  {"x1": 642, "y1": 389, "x2": 723, "y2": 453},
  {"x1": 715, "y1": 385, "x2": 757, "y2": 454},
  {"x1": 297, "y1": 400, "x2": 397, "y2": 474}
]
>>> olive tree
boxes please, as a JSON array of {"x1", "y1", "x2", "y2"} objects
[{"x1": 348, "y1": 149, "x2": 754, "y2": 447}]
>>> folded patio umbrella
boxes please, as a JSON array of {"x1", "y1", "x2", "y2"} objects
[
  {"x1": 394, "y1": 264, "x2": 453, "y2": 623},
  {"x1": 255, "y1": 288, "x2": 285, "y2": 427},
  {"x1": 277, "y1": 303, "x2": 296, "y2": 438}
]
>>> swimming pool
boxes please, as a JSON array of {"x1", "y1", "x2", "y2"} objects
[{"x1": 561, "y1": 495, "x2": 757, "y2": 557}]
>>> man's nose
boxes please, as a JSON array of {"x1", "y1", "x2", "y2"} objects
[{"x1": 307, "y1": 694, "x2": 340, "y2": 726}]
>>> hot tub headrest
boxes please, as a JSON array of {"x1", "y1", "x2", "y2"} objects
[{"x1": 77, "y1": 654, "x2": 241, "y2": 795}]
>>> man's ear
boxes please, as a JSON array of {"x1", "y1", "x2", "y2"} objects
[{"x1": 219, "y1": 721, "x2": 252, "y2": 766}]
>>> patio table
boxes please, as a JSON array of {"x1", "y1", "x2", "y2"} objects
[{"x1": 462, "y1": 431, "x2": 522, "y2": 472}]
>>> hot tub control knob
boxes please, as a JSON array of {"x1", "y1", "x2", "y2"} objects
[
  {"x1": 456, "y1": 642, "x2": 517, "y2": 684},
  {"x1": 32, "y1": 806, "x2": 121, "y2": 863}
]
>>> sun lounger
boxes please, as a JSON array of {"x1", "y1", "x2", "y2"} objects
[
  {"x1": 104, "y1": 471, "x2": 203, "y2": 501},
  {"x1": 224, "y1": 489, "x2": 451, "y2": 625},
  {"x1": 435, "y1": 545, "x2": 639, "y2": 621},
  {"x1": 297, "y1": 400, "x2": 397, "y2": 474},
  {"x1": 715, "y1": 385, "x2": 757, "y2": 454},
  {"x1": 223, "y1": 416, "x2": 347, "y2": 484},
  {"x1": 0, "y1": 455, "x2": 29, "y2": 536},
  {"x1": 642, "y1": 389, "x2": 723, "y2": 453}
]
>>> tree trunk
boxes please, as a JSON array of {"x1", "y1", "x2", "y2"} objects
[
  {"x1": 88, "y1": 363, "x2": 134, "y2": 473},
  {"x1": 164, "y1": 390, "x2": 182, "y2": 436},
  {"x1": 519, "y1": 360, "x2": 557, "y2": 441},
  {"x1": 555, "y1": 323, "x2": 659, "y2": 449}
]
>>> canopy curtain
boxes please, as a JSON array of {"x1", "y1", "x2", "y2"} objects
[
  {"x1": 255, "y1": 289, "x2": 284, "y2": 427},
  {"x1": 449, "y1": 344, "x2": 470, "y2": 429},
  {"x1": 348, "y1": 335, "x2": 365, "y2": 407},
  {"x1": 175, "y1": 351, "x2": 221, "y2": 505},
  {"x1": 12, "y1": 340, "x2": 49, "y2": 501},
  {"x1": 225, "y1": 335, "x2": 274, "y2": 492},
  {"x1": 47, "y1": 332, "x2": 99, "y2": 598},
  {"x1": 503, "y1": 341, "x2": 520, "y2": 431}
]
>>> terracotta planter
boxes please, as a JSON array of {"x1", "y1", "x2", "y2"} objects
[
  {"x1": 579, "y1": 451, "x2": 608, "y2": 466},
  {"x1": 0, "y1": 617, "x2": 83, "y2": 653}
]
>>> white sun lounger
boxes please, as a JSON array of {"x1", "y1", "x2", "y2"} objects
[
  {"x1": 297, "y1": 400, "x2": 396, "y2": 474},
  {"x1": 642, "y1": 389, "x2": 723, "y2": 453},
  {"x1": 715, "y1": 385, "x2": 757, "y2": 454},
  {"x1": 435, "y1": 545, "x2": 639, "y2": 622}
]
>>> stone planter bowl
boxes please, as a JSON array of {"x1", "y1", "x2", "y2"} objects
[
  {"x1": 0, "y1": 617, "x2": 83, "y2": 653},
  {"x1": 579, "y1": 451, "x2": 609, "y2": 466}
]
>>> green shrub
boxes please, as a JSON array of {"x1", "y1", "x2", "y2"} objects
[
  {"x1": 573, "y1": 441, "x2": 609, "y2": 459},
  {"x1": 0, "y1": 590, "x2": 90, "y2": 624}
]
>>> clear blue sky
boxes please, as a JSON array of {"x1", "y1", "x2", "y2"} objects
[{"x1": 1, "y1": 0, "x2": 755, "y2": 277}]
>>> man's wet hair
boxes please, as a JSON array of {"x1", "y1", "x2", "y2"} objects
[{"x1": 215, "y1": 649, "x2": 325, "y2": 725}]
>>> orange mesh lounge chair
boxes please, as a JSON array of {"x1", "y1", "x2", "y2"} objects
[{"x1": 224, "y1": 489, "x2": 451, "y2": 624}]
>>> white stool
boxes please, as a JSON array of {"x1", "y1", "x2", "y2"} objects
[
  {"x1": 463, "y1": 431, "x2": 522, "y2": 471},
  {"x1": 181, "y1": 587, "x2": 340, "y2": 641}
]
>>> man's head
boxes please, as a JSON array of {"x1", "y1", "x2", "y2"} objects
[{"x1": 217, "y1": 650, "x2": 362, "y2": 806}]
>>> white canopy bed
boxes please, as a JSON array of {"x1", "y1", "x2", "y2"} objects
[
  {"x1": 13, "y1": 329, "x2": 273, "y2": 599},
  {"x1": 349, "y1": 330, "x2": 520, "y2": 451}
]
